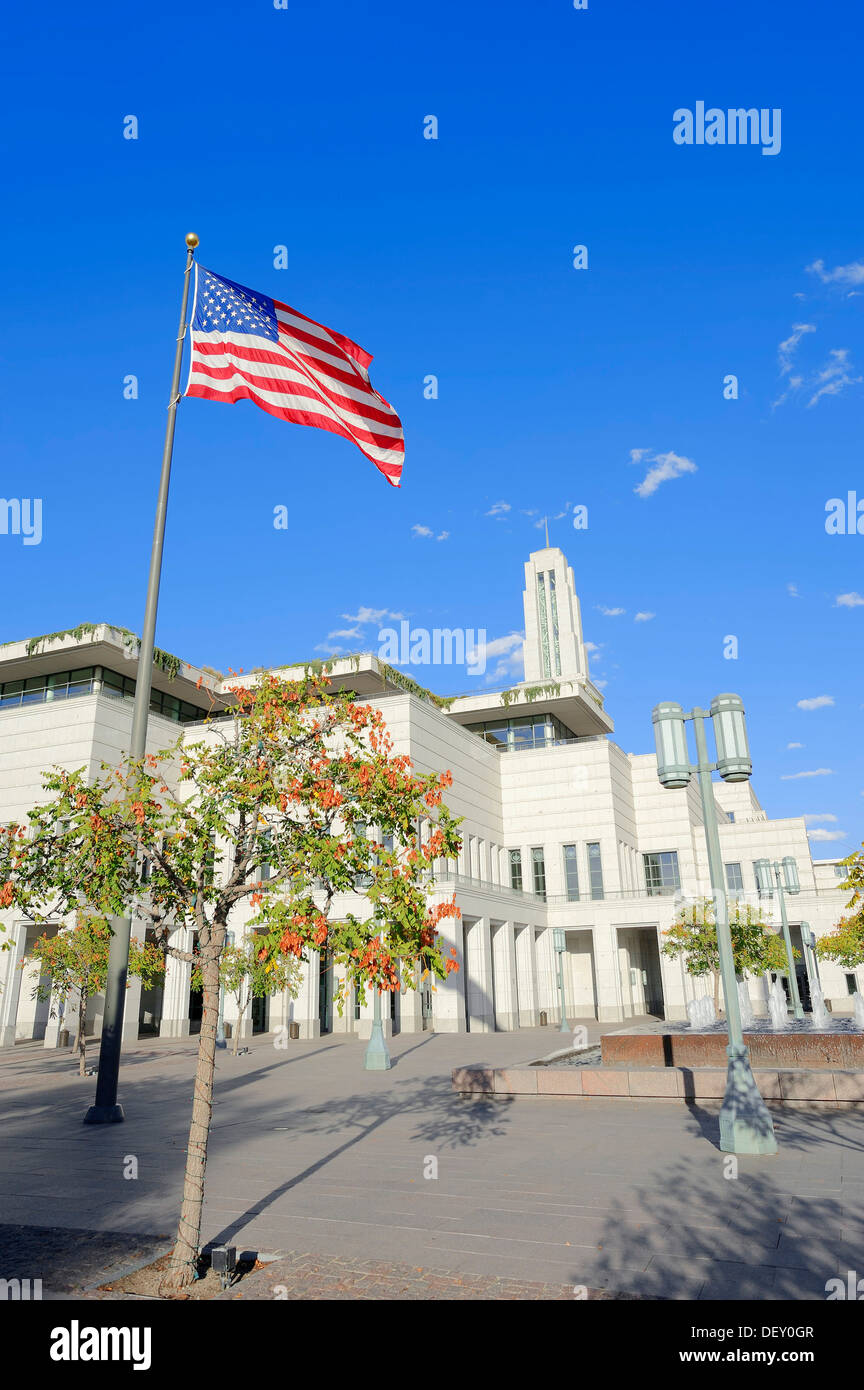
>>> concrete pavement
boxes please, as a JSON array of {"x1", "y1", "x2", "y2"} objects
[{"x1": 1, "y1": 1024, "x2": 862, "y2": 1299}]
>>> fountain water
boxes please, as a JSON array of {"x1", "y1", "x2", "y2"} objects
[
  {"x1": 686, "y1": 994, "x2": 717, "y2": 1029},
  {"x1": 809, "y1": 976, "x2": 831, "y2": 1030},
  {"x1": 767, "y1": 977, "x2": 789, "y2": 1030},
  {"x1": 738, "y1": 978, "x2": 754, "y2": 1030},
  {"x1": 854, "y1": 991, "x2": 864, "y2": 1032}
]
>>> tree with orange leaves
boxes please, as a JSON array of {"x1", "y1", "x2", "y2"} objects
[{"x1": 0, "y1": 670, "x2": 461, "y2": 1293}]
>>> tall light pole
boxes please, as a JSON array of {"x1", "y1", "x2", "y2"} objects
[
  {"x1": 553, "y1": 929, "x2": 569, "y2": 1033},
  {"x1": 652, "y1": 694, "x2": 777, "y2": 1156},
  {"x1": 754, "y1": 858, "x2": 804, "y2": 1020},
  {"x1": 363, "y1": 937, "x2": 392, "y2": 1071}
]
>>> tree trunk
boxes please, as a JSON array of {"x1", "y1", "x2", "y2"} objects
[
  {"x1": 78, "y1": 989, "x2": 88, "y2": 1076},
  {"x1": 233, "y1": 987, "x2": 248, "y2": 1055},
  {"x1": 160, "y1": 948, "x2": 221, "y2": 1293}
]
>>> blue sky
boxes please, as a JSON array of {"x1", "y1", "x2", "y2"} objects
[{"x1": 1, "y1": 0, "x2": 862, "y2": 854}]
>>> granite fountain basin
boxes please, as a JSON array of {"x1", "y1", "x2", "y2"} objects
[{"x1": 601, "y1": 1018, "x2": 864, "y2": 1071}]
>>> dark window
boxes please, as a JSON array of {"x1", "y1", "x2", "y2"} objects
[
  {"x1": 531, "y1": 847, "x2": 547, "y2": 901},
  {"x1": 725, "y1": 862, "x2": 744, "y2": 892},
  {"x1": 509, "y1": 849, "x2": 523, "y2": 891},
  {"x1": 563, "y1": 844, "x2": 580, "y2": 902},
  {"x1": 587, "y1": 842, "x2": 604, "y2": 900},
  {"x1": 643, "y1": 851, "x2": 681, "y2": 896}
]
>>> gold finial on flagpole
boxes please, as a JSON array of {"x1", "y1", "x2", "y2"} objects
[{"x1": 185, "y1": 233, "x2": 199, "y2": 249}]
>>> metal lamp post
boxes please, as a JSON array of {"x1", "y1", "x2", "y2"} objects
[
  {"x1": 754, "y1": 858, "x2": 804, "y2": 1020},
  {"x1": 652, "y1": 695, "x2": 777, "y2": 1156},
  {"x1": 553, "y1": 928, "x2": 569, "y2": 1033},
  {"x1": 363, "y1": 939, "x2": 392, "y2": 1071}
]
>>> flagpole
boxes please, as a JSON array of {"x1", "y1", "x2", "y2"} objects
[{"x1": 84, "y1": 233, "x2": 199, "y2": 1124}]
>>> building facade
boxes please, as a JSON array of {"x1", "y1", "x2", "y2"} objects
[{"x1": 0, "y1": 547, "x2": 857, "y2": 1050}]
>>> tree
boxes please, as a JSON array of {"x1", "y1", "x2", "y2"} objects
[
  {"x1": 817, "y1": 844, "x2": 864, "y2": 969},
  {"x1": 0, "y1": 670, "x2": 462, "y2": 1293},
  {"x1": 192, "y1": 939, "x2": 301, "y2": 1055},
  {"x1": 25, "y1": 914, "x2": 164, "y2": 1075},
  {"x1": 661, "y1": 898, "x2": 794, "y2": 1010}
]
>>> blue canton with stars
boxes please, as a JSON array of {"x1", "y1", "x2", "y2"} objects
[{"x1": 193, "y1": 267, "x2": 279, "y2": 342}]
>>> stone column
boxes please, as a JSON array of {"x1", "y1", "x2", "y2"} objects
[
  {"x1": 515, "y1": 924, "x2": 538, "y2": 1026},
  {"x1": 491, "y1": 921, "x2": 519, "y2": 1030},
  {"x1": 0, "y1": 923, "x2": 29, "y2": 1048},
  {"x1": 464, "y1": 917, "x2": 494, "y2": 1032},
  {"x1": 429, "y1": 907, "x2": 466, "y2": 1033},
  {"x1": 592, "y1": 922, "x2": 624, "y2": 1022},
  {"x1": 159, "y1": 927, "x2": 193, "y2": 1038},
  {"x1": 294, "y1": 954, "x2": 321, "y2": 1039}
]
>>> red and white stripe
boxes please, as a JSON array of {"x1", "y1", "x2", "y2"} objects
[{"x1": 185, "y1": 279, "x2": 404, "y2": 487}]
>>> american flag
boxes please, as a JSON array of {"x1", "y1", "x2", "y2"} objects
[{"x1": 184, "y1": 266, "x2": 404, "y2": 487}]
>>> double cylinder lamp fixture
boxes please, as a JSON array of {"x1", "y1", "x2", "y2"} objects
[
  {"x1": 651, "y1": 702, "x2": 691, "y2": 789},
  {"x1": 709, "y1": 693, "x2": 752, "y2": 783}
]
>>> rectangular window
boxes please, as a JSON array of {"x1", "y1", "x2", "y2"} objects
[
  {"x1": 587, "y1": 842, "x2": 604, "y2": 900},
  {"x1": 727, "y1": 811, "x2": 736, "y2": 823},
  {"x1": 563, "y1": 844, "x2": 580, "y2": 902},
  {"x1": 643, "y1": 851, "x2": 681, "y2": 896},
  {"x1": 354, "y1": 823, "x2": 372, "y2": 889},
  {"x1": 258, "y1": 830, "x2": 273, "y2": 883},
  {"x1": 531, "y1": 847, "x2": 546, "y2": 901},
  {"x1": 846, "y1": 973, "x2": 858, "y2": 996},
  {"x1": 509, "y1": 849, "x2": 523, "y2": 892},
  {"x1": 725, "y1": 862, "x2": 744, "y2": 892}
]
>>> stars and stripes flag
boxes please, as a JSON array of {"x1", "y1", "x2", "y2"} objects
[{"x1": 184, "y1": 266, "x2": 404, "y2": 487}]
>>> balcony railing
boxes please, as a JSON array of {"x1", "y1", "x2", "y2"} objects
[{"x1": 430, "y1": 871, "x2": 681, "y2": 905}]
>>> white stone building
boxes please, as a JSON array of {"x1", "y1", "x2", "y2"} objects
[{"x1": 0, "y1": 547, "x2": 857, "y2": 1050}]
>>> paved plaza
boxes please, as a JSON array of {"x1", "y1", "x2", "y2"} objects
[{"x1": 1, "y1": 1023, "x2": 862, "y2": 1300}]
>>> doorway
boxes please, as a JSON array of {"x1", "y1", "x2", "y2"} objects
[
  {"x1": 617, "y1": 927, "x2": 665, "y2": 1019},
  {"x1": 318, "y1": 951, "x2": 332, "y2": 1034},
  {"x1": 251, "y1": 993, "x2": 269, "y2": 1035}
]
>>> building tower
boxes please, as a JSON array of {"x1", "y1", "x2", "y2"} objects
[{"x1": 521, "y1": 547, "x2": 590, "y2": 684}]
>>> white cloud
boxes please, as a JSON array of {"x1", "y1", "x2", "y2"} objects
[
  {"x1": 342, "y1": 606, "x2": 404, "y2": 625},
  {"x1": 802, "y1": 813, "x2": 838, "y2": 824},
  {"x1": 786, "y1": 741, "x2": 804, "y2": 749},
  {"x1": 634, "y1": 611, "x2": 655, "y2": 622},
  {"x1": 796, "y1": 695, "x2": 834, "y2": 710},
  {"x1": 807, "y1": 828, "x2": 846, "y2": 842},
  {"x1": 475, "y1": 632, "x2": 525, "y2": 682},
  {"x1": 807, "y1": 348, "x2": 863, "y2": 407},
  {"x1": 412, "y1": 524, "x2": 433, "y2": 538},
  {"x1": 328, "y1": 627, "x2": 363, "y2": 641},
  {"x1": 787, "y1": 583, "x2": 799, "y2": 598},
  {"x1": 584, "y1": 641, "x2": 602, "y2": 654},
  {"x1": 836, "y1": 592, "x2": 864, "y2": 607},
  {"x1": 594, "y1": 679, "x2": 608, "y2": 689},
  {"x1": 631, "y1": 449, "x2": 697, "y2": 498},
  {"x1": 485, "y1": 501, "x2": 511, "y2": 519},
  {"x1": 778, "y1": 322, "x2": 816, "y2": 376},
  {"x1": 597, "y1": 605, "x2": 626, "y2": 617},
  {"x1": 780, "y1": 768, "x2": 834, "y2": 780},
  {"x1": 436, "y1": 531, "x2": 450, "y2": 542},
  {"x1": 806, "y1": 257, "x2": 864, "y2": 286}
]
